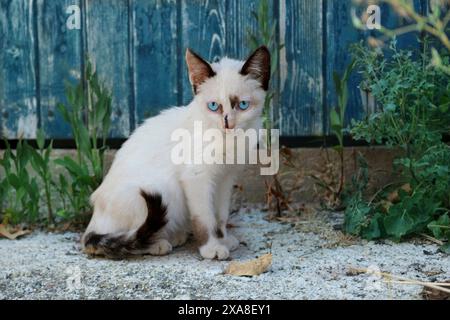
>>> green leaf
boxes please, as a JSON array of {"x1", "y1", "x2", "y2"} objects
[
  {"x1": 30, "y1": 148, "x2": 45, "y2": 172},
  {"x1": 57, "y1": 103, "x2": 71, "y2": 123},
  {"x1": 383, "y1": 208, "x2": 415, "y2": 239},
  {"x1": 439, "y1": 243, "x2": 450, "y2": 254},
  {"x1": 56, "y1": 209, "x2": 69, "y2": 218},
  {"x1": 384, "y1": 103, "x2": 397, "y2": 112},
  {"x1": 55, "y1": 156, "x2": 88, "y2": 178},
  {"x1": 428, "y1": 214, "x2": 450, "y2": 239},
  {"x1": 362, "y1": 212, "x2": 383, "y2": 240},
  {"x1": 7, "y1": 173, "x2": 21, "y2": 189},
  {"x1": 36, "y1": 129, "x2": 45, "y2": 150},
  {"x1": 330, "y1": 108, "x2": 341, "y2": 129},
  {"x1": 344, "y1": 201, "x2": 371, "y2": 235},
  {"x1": 333, "y1": 72, "x2": 342, "y2": 97}
]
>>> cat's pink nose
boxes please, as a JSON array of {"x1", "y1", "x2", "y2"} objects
[{"x1": 223, "y1": 115, "x2": 235, "y2": 129}]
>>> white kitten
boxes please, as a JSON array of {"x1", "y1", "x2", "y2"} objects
[{"x1": 82, "y1": 46, "x2": 270, "y2": 260}]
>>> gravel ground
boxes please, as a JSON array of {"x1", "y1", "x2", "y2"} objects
[{"x1": 1, "y1": 208, "x2": 449, "y2": 300}]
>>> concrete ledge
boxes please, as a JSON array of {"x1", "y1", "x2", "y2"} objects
[{"x1": 0, "y1": 146, "x2": 400, "y2": 206}]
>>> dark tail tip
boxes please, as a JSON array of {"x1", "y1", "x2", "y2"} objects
[{"x1": 83, "y1": 191, "x2": 168, "y2": 259}]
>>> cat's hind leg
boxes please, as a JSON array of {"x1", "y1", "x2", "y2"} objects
[{"x1": 170, "y1": 231, "x2": 189, "y2": 248}]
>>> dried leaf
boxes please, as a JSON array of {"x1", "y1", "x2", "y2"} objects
[
  {"x1": 387, "y1": 184, "x2": 412, "y2": 203},
  {"x1": 0, "y1": 224, "x2": 31, "y2": 240},
  {"x1": 422, "y1": 281, "x2": 450, "y2": 300},
  {"x1": 224, "y1": 253, "x2": 272, "y2": 276}
]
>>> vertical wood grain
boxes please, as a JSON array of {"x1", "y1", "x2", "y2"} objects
[
  {"x1": 37, "y1": 0, "x2": 82, "y2": 138},
  {"x1": 0, "y1": 0, "x2": 432, "y2": 140},
  {"x1": 131, "y1": 0, "x2": 179, "y2": 126},
  {"x1": 225, "y1": 0, "x2": 260, "y2": 59},
  {"x1": 180, "y1": 0, "x2": 226, "y2": 105},
  {"x1": 0, "y1": 0, "x2": 38, "y2": 139},
  {"x1": 85, "y1": 0, "x2": 131, "y2": 137},
  {"x1": 278, "y1": 0, "x2": 324, "y2": 136},
  {"x1": 325, "y1": 0, "x2": 367, "y2": 135}
]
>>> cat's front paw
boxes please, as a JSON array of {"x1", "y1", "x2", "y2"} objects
[
  {"x1": 148, "y1": 239, "x2": 172, "y2": 256},
  {"x1": 199, "y1": 242, "x2": 230, "y2": 260},
  {"x1": 222, "y1": 234, "x2": 240, "y2": 251}
]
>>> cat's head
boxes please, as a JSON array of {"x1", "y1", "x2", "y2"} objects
[{"x1": 186, "y1": 46, "x2": 270, "y2": 132}]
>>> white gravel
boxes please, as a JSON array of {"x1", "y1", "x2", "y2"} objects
[{"x1": 1, "y1": 208, "x2": 449, "y2": 300}]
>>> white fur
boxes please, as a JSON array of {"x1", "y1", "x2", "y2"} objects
[{"x1": 82, "y1": 55, "x2": 267, "y2": 260}]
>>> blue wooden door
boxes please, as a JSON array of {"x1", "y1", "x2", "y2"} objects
[{"x1": 0, "y1": 0, "x2": 427, "y2": 140}]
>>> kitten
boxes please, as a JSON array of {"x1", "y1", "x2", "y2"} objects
[{"x1": 82, "y1": 46, "x2": 270, "y2": 260}]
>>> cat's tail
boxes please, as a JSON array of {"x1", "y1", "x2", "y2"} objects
[{"x1": 82, "y1": 190, "x2": 168, "y2": 259}]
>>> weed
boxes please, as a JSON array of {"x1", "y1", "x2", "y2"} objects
[{"x1": 344, "y1": 40, "x2": 450, "y2": 252}]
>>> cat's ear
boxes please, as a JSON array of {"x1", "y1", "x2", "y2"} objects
[
  {"x1": 185, "y1": 48, "x2": 216, "y2": 94},
  {"x1": 240, "y1": 46, "x2": 271, "y2": 91}
]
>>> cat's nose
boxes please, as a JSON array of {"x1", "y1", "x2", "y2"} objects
[{"x1": 223, "y1": 114, "x2": 235, "y2": 129}]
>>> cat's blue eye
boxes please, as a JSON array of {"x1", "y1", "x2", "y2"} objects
[
  {"x1": 207, "y1": 102, "x2": 219, "y2": 112},
  {"x1": 238, "y1": 100, "x2": 250, "y2": 110}
]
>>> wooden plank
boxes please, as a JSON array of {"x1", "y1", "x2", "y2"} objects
[
  {"x1": 0, "y1": 0, "x2": 38, "y2": 139},
  {"x1": 278, "y1": 0, "x2": 323, "y2": 136},
  {"x1": 225, "y1": 0, "x2": 260, "y2": 59},
  {"x1": 131, "y1": 0, "x2": 179, "y2": 126},
  {"x1": 85, "y1": 0, "x2": 131, "y2": 137},
  {"x1": 37, "y1": 0, "x2": 83, "y2": 138},
  {"x1": 326, "y1": 0, "x2": 426, "y2": 136},
  {"x1": 225, "y1": 0, "x2": 281, "y2": 130},
  {"x1": 180, "y1": 0, "x2": 226, "y2": 105},
  {"x1": 325, "y1": 0, "x2": 367, "y2": 135}
]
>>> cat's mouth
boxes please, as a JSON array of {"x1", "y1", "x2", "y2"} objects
[{"x1": 224, "y1": 128, "x2": 236, "y2": 134}]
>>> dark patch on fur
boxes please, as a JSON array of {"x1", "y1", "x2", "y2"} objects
[
  {"x1": 215, "y1": 226, "x2": 224, "y2": 239},
  {"x1": 192, "y1": 216, "x2": 209, "y2": 246},
  {"x1": 229, "y1": 95, "x2": 239, "y2": 109},
  {"x1": 240, "y1": 46, "x2": 271, "y2": 91},
  {"x1": 186, "y1": 48, "x2": 216, "y2": 95},
  {"x1": 83, "y1": 191, "x2": 168, "y2": 260}
]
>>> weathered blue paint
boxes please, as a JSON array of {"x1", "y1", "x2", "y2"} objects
[
  {"x1": 225, "y1": 0, "x2": 260, "y2": 59},
  {"x1": 180, "y1": 0, "x2": 226, "y2": 105},
  {"x1": 85, "y1": 0, "x2": 132, "y2": 138},
  {"x1": 0, "y1": 0, "x2": 430, "y2": 140},
  {"x1": 279, "y1": 0, "x2": 324, "y2": 136},
  {"x1": 0, "y1": 0, "x2": 38, "y2": 139},
  {"x1": 131, "y1": 0, "x2": 179, "y2": 127},
  {"x1": 37, "y1": 0, "x2": 83, "y2": 138},
  {"x1": 325, "y1": 0, "x2": 367, "y2": 134}
]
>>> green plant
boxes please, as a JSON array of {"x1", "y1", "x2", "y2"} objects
[
  {"x1": 310, "y1": 61, "x2": 356, "y2": 209},
  {"x1": 329, "y1": 61, "x2": 356, "y2": 197},
  {"x1": 28, "y1": 129, "x2": 55, "y2": 224},
  {"x1": 0, "y1": 139, "x2": 40, "y2": 224},
  {"x1": 344, "y1": 40, "x2": 450, "y2": 252},
  {"x1": 247, "y1": 0, "x2": 284, "y2": 146},
  {"x1": 0, "y1": 59, "x2": 112, "y2": 227},
  {"x1": 247, "y1": 0, "x2": 289, "y2": 217},
  {"x1": 55, "y1": 60, "x2": 112, "y2": 221}
]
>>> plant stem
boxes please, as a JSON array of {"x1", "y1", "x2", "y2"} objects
[{"x1": 44, "y1": 178, "x2": 54, "y2": 224}]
